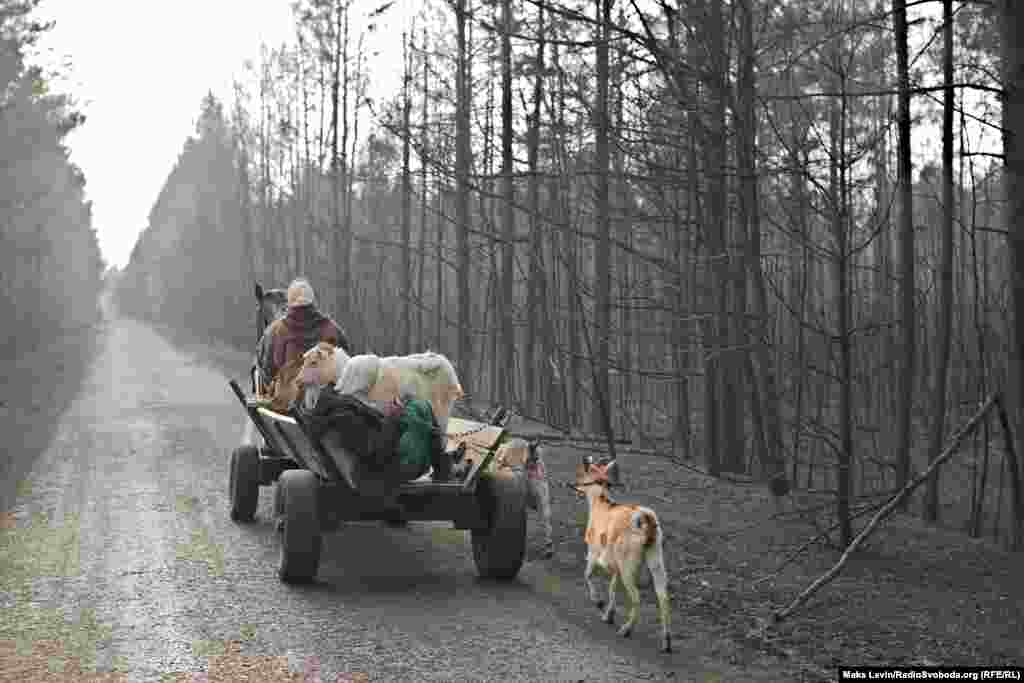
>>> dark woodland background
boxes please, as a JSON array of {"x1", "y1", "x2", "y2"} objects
[{"x1": 4, "y1": 0, "x2": 1023, "y2": 549}]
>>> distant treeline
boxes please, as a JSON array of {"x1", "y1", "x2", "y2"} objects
[
  {"x1": 0, "y1": 1, "x2": 105, "y2": 355},
  {"x1": 114, "y1": 95, "x2": 252, "y2": 350}
]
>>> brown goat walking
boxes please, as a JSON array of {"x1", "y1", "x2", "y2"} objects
[{"x1": 574, "y1": 455, "x2": 672, "y2": 653}]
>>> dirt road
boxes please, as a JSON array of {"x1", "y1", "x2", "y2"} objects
[{"x1": 0, "y1": 303, "x2": 799, "y2": 682}]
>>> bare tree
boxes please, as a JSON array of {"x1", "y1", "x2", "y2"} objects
[
  {"x1": 330, "y1": 0, "x2": 344, "y2": 315},
  {"x1": 455, "y1": 0, "x2": 473, "y2": 394},
  {"x1": 830, "y1": 38, "x2": 854, "y2": 547},
  {"x1": 417, "y1": 26, "x2": 430, "y2": 349},
  {"x1": 738, "y1": 0, "x2": 787, "y2": 491},
  {"x1": 592, "y1": 0, "x2": 614, "y2": 444},
  {"x1": 1004, "y1": 0, "x2": 1024, "y2": 489},
  {"x1": 499, "y1": 0, "x2": 516, "y2": 406},
  {"x1": 401, "y1": 31, "x2": 413, "y2": 354},
  {"x1": 893, "y1": 0, "x2": 916, "y2": 506},
  {"x1": 525, "y1": 2, "x2": 546, "y2": 414},
  {"x1": 924, "y1": 0, "x2": 956, "y2": 523}
]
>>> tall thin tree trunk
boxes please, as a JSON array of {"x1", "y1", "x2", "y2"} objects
[
  {"x1": 1002, "y1": 0, "x2": 1024, "y2": 511},
  {"x1": 553, "y1": 41, "x2": 579, "y2": 429},
  {"x1": 968, "y1": 152, "x2": 992, "y2": 538},
  {"x1": 894, "y1": 0, "x2": 917, "y2": 508},
  {"x1": 345, "y1": 33, "x2": 365, "y2": 313},
  {"x1": 482, "y1": 60, "x2": 498, "y2": 398},
  {"x1": 525, "y1": 4, "x2": 545, "y2": 414},
  {"x1": 676, "y1": 5, "x2": 695, "y2": 457},
  {"x1": 925, "y1": 0, "x2": 955, "y2": 523},
  {"x1": 500, "y1": 0, "x2": 516, "y2": 406},
  {"x1": 455, "y1": 0, "x2": 473, "y2": 394},
  {"x1": 872, "y1": 21, "x2": 893, "y2": 490},
  {"x1": 738, "y1": 0, "x2": 785, "y2": 489},
  {"x1": 833, "y1": 64, "x2": 854, "y2": 547},
  {"x1": 613, "y1": 8, "x2": 630, "y2": 437},
  {"x1": 236, "y1": 133, "x2": 255, "y2": 295},
  {"x1": 436, "y1": 141, "x2": 445, "y2": 350},
  {"x1": 592, "y1": 0, "x2": 616, "y2": 460},
  {"x1": 299, "y1": 37, "x2": 314, "y2": 276},
  {"x1": 418, "y1": 27, "x2": 430, "y2": 349},
  {"x1": 547, "y1": 38, "x2": 572, "y2": 428},
  {"x1": 702, "y1": 0, "x2": 731, "y2": 476},
  {"x1": 401, "y1": 32, "x2": 413, "y2": 355},
  {"x1": 792, "y1": 146, "x2": 810, "y2": 488},
  {"x1": 318, "y1": 53, "x2": 327, "y2": 170},
  {"x1": 330, "y1": 1, "x2": 343, "y2": 315},
  {"x1": 339, "y1": 5, "x2": 354, "y2": 319},
  {"x1": 719, "y1": 9, "x2": 747, "y2": 476}
]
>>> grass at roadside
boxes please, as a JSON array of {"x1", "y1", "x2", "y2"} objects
[{"x1": 0, "y1": 322, "x2": 104, "y2": 515}]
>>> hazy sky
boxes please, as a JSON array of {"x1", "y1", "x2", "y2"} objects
[{"x1": 33, "y1": 0, "x2": 410, "y2": 269}]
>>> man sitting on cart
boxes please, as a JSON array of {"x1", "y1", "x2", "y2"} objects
[{"x1": 256, "y1": 277, "x2": 351, "y2": 401}]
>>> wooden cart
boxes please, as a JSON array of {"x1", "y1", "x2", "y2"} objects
[{"x1": 226, "y1": 379, "x2": 527, "y2": 584}]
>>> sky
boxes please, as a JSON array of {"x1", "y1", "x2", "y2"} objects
[{"x1": 32, "y1": 0, "x2": 413, "y2": 270}]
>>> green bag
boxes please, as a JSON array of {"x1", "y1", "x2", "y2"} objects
[{"x1": 398, "y1": 399, "x2": 437, "y2": 474}]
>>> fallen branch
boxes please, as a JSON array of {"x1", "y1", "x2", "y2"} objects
[
  {"x1": 755, "y1": 498, "x2": 893, "y2": 588},
  {"x1": 772, "y1": 393, "x2": 999, "y2": 623},
  {"x1": 532, "y1": 432, "x2": 670, "y2": 446}
]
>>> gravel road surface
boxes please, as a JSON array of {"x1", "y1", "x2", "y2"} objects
[{"x1": 1, "y1": 302, "x2": 733, "y2": 682}]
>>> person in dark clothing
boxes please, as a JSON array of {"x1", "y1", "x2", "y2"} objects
[{"x1": 256, "y1": 278, "x2": 351, "y2": 398}]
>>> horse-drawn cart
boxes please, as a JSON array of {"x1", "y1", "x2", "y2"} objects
[{"x1": 226, "y1": 379, "x2": 528, "y2": 584}]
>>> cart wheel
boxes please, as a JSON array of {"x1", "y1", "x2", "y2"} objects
[
  {"x1": 277, "y1": 470, "x2": 322, "y2": 584},
  {"x1": 471, "y1": 471, "x2": 527, "y2": 580},
  {"x1": 229, "y1": 445, "x2": 260, "y2": 523}
]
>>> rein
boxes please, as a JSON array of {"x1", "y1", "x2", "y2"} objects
[
  {"x1": 568, "y1": 479, "x2": 617, "y2": 494},
  {"x1": 568, "y1": 459, "x2": 620, "y2": 494}
]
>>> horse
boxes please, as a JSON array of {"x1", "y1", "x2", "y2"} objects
[
  {"x1": 255, "y1": 282, "x2": 288, "y2": 339},
  {"x1": 252, "y1": 282, "x2": 288, "y2": 396}
]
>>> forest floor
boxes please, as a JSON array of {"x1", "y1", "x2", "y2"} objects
[
  {"x1": 527, "y1": 432, "x2": 1024, "y2": 678},
  {"x1": 116, "y1": 319, "x2": 1024, "y2": 679}
]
